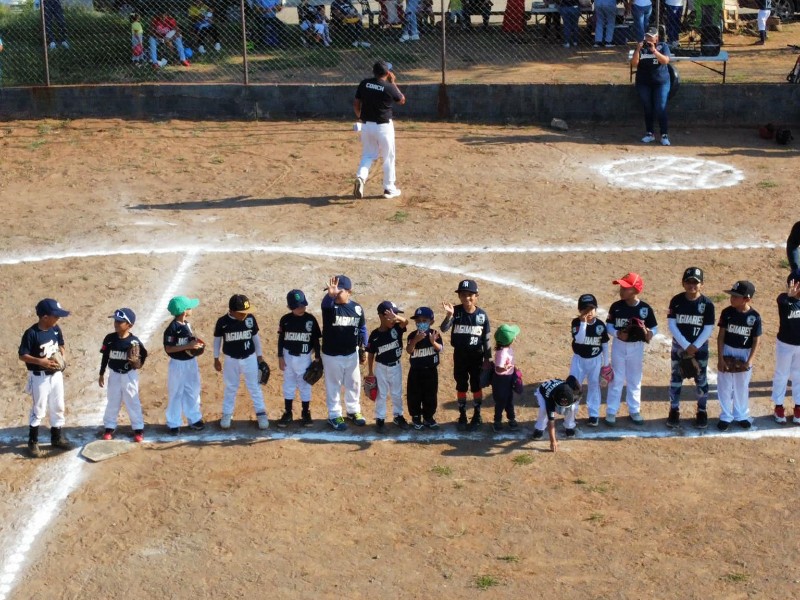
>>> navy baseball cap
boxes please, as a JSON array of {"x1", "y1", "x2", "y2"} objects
[
  {"x1": 377, "y1": 300, "x2": 403, "y2": 315},
  {"x1": 334, "y1": 275, "x2": 352, "y2": 291},
  {"x1": 683, "y1": 267, "x2": 704, "y2": 283},
  {"x1": 229, "y1": 294, "x2": 251, "y2": 312},
  {"x1": 110, "y1": 307, "x2": 136, "y2": 325},
  {"x1": 578, "y1": 294, "x2": 597, "y2": 310},
  {"x1": 455, "y1": 279, "x2": 479, "y2": 294},
  {"x1": 373, "y1": 60, "x2": 393, "y2": 76},
  {"x1": 36, "y1": 298, "x2": 70, "y2": 317},
  {"x1": 287, "y1": 289, "x2": 308, "y2": 309},
  {"x1": 411, "y1": 306, "x2": 434, "y2": 320},
  {"x1": 726, "y1": 281, "x2": 755, "y2": 298}
]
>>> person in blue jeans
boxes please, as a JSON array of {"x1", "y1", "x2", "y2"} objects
[
  {"x1": 559, "y1": 0, "x2": 581, "y2": 48},
  {"x1": 400, "y1": 0, "x2": 420, "y2": 42},
  {"x1": 627, "y1": 0, "x2": 652, "y2": 44},
  {"x1": 593, "y1": 0, "x2": 618, "y2": 47},
  {"x1": 664, "y1": 0, "x2": 685, "y2": 47},
  {"x1": 631, "y1": 27, "x2": 672, "y2": 146},
  {"x1": 44, "y1": 0, "x2": 69, "y2": 49}
]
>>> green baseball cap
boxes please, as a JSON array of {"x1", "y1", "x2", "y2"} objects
[
  {"x1": 494, "y1": 324, "x2": 520, "y2": 346},
  {"x1": 168, "y1": 295, "x2": 199, "y2": 316}
]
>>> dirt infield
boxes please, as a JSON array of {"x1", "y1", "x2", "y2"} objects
[{"x1": 0, "y1": 119, "x2": 798, "y2": 599}]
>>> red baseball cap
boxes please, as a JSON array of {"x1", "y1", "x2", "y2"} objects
[{"x1": 612, "y1": 273, "x2": 644, "y2": 293}]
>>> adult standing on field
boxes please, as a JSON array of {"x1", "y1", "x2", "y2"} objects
[{"x1": 353, "y1": 60, "x2": 406, "y2": 200}]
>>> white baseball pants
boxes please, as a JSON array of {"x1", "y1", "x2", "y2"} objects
[
  {"x1": 717, "y1": 345, "x2": 752, "y2": 423},
  {"x1": 104, "y1": 370, "x2": 144, "y2": 430},
  {"x1": 374, "y1": 362, "x2": 403, "y2": 420},
  {"x1": 606, "y1": 340, "x2": 645, "y2": 416},
  {"x1": 27, "y1": 371, "x2": 65, "y2": 428},
  {"x1": 771, "y1": 339, "x2": 800, "y2": 406},
  {"x1": 757, "y1": 9, "x2": 770, "y2": 31},
  {"x1": 166, "y1": 358, "x2": 202, "y2": 428},
  {"x1": 570, "y1": 353, "x2": 602, "y2": 418},
  {"x1": 222, "y1": 354, "x2": 266, "y2": 416},
  {"x1": 534, "y1": 389, "x2": 577, "y2": 431},
  {"x1": 321, "y1": 352, "x2": 361, "y2": 419},
  {"x1": 356, "y1": 121, "x2": 397, "y2": 192},
  {"x1": 282, "y1": 351, "x2": 313, "y2": 402}
]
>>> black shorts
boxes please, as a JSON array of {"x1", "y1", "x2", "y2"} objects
[{"x1": 453, "y1": 349, "x2": 484, "y2": 393}]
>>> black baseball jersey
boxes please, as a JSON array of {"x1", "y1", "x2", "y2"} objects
[
  {"x1": 367, "y1": 324, "x2": 406, "y2": 365},
  {"x1": 408, "y1": 331, "x2": 442, "y2": 369},
  {"x1": 277, "y1": 312, "x2": 321, "y2": 358},
  {"x1": 214, "y1": 313, "x2": 259, "y2": 359},
  {"x1": 444, "y1": 306, "x2": 491, "y2": 355},
  {"x1": 571, "y1": 318, "x2": 609, "y2": 359},
  {"x1": 718, "y1": 306, "x2": 762, "y2": 349},
  {"x1": 321, "y1": 297, "x2": 367, "y2": 356},
  {"x1": 19, "y1": 324, "x2": 64, "y2": 371},
  {"x1": 163, "y1": 319, "x2": 197, "y2": 361},
  {"x1": 608, "y1": 300, "x2": 658, "y2": 335},
  {"x1": 667, "y1": 293, "x2": 715, "y2": 345},
  {"x1": 100, "y1": 333, "x2": 148, "y2": 374},
  {"x1": 635, "y1": 42, "x2": 671, "y2": 86},
  {"x1": 776, "y1": 293, "x2": 800, "y2": 345},
  {"x1": 538, "y1": 378, "x2": 570, "y2": 421},
  {"x1": 355, "y1": 77, "x2": 403, "y2": 124}
]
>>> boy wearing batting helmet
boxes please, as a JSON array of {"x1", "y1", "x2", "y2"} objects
[{"x1": 532, "y1": 376, "x2": 582, "y2": 453}]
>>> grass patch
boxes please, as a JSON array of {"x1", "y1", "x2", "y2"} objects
[
  {"x1": 388, "y1": 211, "x2": 409, "y2": 223},
  {"x1": 573, "y1": 478, "x2": 587, "y2": 485},
  {"x1": 587, "y1": 482, "x2": 612, "y2": 494},
  {"x1": 779, "y1": 258, "x2": 790, "y2": 269},
  {"x1": 431, "y1": 465, "x2": 452, "y2": 477},
  {"x1": 710, "y1": 293, "x2": 728, "y2": 303},
  {"x1": 496, "y1": 555, "x2": 519, "y2": 563},
  {"x1": 757, "y1": 180, "x2": 778, "y2": 189},
  {"x1": 511, "y1": 454, "x2": 534, "y2": 466},
  {"x1": 210, "y1": 156, "x2": 225, "y2": 164},
  {"x1": 29, "y1": 139, "x2": 46, "y2": 149},
  {"x1": 475, "y1": 575, "x2": 500, "y2": 590},
  {"x1": 723, "y1": 572, "x2": 749, "y2": 583},
  {"x1": 585, "y1": 512, "x2": 605, "y2": 522}
]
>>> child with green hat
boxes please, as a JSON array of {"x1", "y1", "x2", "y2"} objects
[{"x1": 492, "y1": 323, "x2": 521, "y2": 432}]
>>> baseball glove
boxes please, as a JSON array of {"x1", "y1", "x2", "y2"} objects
[
  {"x1": 127, "y1": 342, "x2": 143, "y2": 370},
  {"x1": 363, "y1": 375, "x2": 378, "y2": 401},
  {"x1": 46, "y1": 351, "x2": 66, "y2": 374},
  {"x1": 600, "y1": 365, "x2": 614, "y2": 387},
  {"x1": 722, "y1": 356, "x2": 750, "y2": 373},
  {"x1": 512, "y1": 368, "x2": 524, "y2": 395},
  {"x1": 187, "y1": 338, "x2": 205, "y2": 358},
  {"x1": 625, "y1": 318, "x2": 648, "y2": 343},
  {"x1": 480, "y1": 361, "x2": 494, "y2": 389},
  {"x1": 679, "y1": 352, "x2": 700, "y2": 379},
  {"x1": 302, "y1": 359, "x2": 324, "y2": 385},
  {"x1": 258, "y1": 360, "x2": 271, "y2": 385}
]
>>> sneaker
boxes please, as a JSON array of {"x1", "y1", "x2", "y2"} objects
[
  {"x1": 605, "y1": 43, "x2": 614, "y2": 48},
  {"x1": 353, "y1": 177, "x2": 364, "y2": 199},
  {"x1": 27, "y1": 443, "x2": 42, "y2": 458},
  {"x1": 531, "y1": 428, "x2": 544, "y2": 440},
  {"x1": 49, "y1": 41, "x2": 57, "y2": 50},
  {"x1": 399, "y1": 33, "x2": 411, "y2": 42},
  {"x1": 717, "y1": 420, "x2": 730, "y2": 431},
  {"x1": 393, "y1": 415, "x2": 409, "y2": 430},
  {"x1": 102, "y1": 428, "x2": 114, "y2": 441},
  {"x1": 457, "y1": 412, "x2": 468, "y2": 431},
  {"x1": 564, "y1": 428, "x2": 576, "y2": 438},
  {"x1": 198, "y1": 45, "x2": 207, "y2": 55},
  {"x1": 424, "y1": 418, "x2": 440, "y2": 430},
  {"x1": 181, "y1": 60, "x2": 191, "y2": 67},
  {"x1": 376, "y1": 418, "x2": 386, "y2": 432},
  {"x1": 604, "y1": 414, "x2": 616, "y2": 426},
  {"x1": 214, "y1": 42, "x2": 221, "y2": 52},
  {"x1": 133, "y1": 430, "x2": 144, "y2": 443},
  {"x1": 352, "y1": 41, "x2": 361, "y2": 47},
  {"x1": 383, "y1": 188, "x2": 401, "y2": 199},
  {"x1": 256, "y1": 413, "x2": 270, "y2": 430},
  {"x1": 794, "y1": 406, "x2": 800, "y2": 424},
  {"x1": 348, "y1": 412, "x2": 367, "y2": 426},
  {"x1": 507, "y1": 419, "x2": 519, "y2": 431},
  {"x1": 467, "y1": 412, "x2": 483, "y2": 432},
  {"x1": 188, "y1": 419, "x2": 205, "y2": 431},
  {"x1": 642, "y1": 133, "x2": 656, "y2": 143},
  {"x1": 492, "y1": 421, "x2": 503, "y2": 432},
  {"x1": 593, "y1": 43, "x2": 600, "y2": 48},
  {"x1": 661, "y1": 134, "x2": 671, "y2": 146},
  {"x1": 630, "y1": 413, "x2": 644, "y2": 425},
  {"x1": 694, "y1": 410, "x2": 708, "y2": 429},
  {"x1": 158, "y1": 58, "x2": 168, "y2": 68},
  {"x1": 412, "y1": 416, "x2": 424, "y2": 430},
  {"x1": 666, "y1": 408, "x2": 680, "y2": 428},
  {"x1": 220, "y1": 414, "x2": 232, "y2": 430},
  {"x1": 360, "y1": 41, "x2": 371, "y2": 48},
  {"x1": 168, "y1": 427, "x2": 180, "y2": 435},
  {"x1": 277, "y1": 411, "x2": 293, "y2": 428},
  {"x1": 61, "y1": 41, "x2": 69, "y2": 49},
  {"x1": 587, "y1": 416, "x2": 599, "y2": 427},
  {"x1": 736, "y1": 419, "x2": 752, "y2": 430},
  {"x1": 563, "y1": 43, "x2": 571, "y2": 48},
  {"x1": 410, "y1": 34, "x2": 420, "y2": 41},
  {"x1": 774, "y1": 405, "x2": 787, "y2": 423},
  {"x1": 328, "y1": 416, "x2": 347, "y2": 431},
  {"x1": 301, "y1": 410, "x2": 313, "y2": 427}
]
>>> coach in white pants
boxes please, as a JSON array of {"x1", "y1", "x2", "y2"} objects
[
  {"x1": 353, "y1": 60, "x2": 406, "y2": 200},
  {"x1": 322, "y1": 352, "x2": 362, "y2": 418}
]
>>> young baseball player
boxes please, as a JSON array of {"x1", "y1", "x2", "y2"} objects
[
  {"x1": 18, "y1": 298, "x2": 73, "y2": 458},
  {"x1": 277, "y1": 289, "x2": 321, "y2": 428},
  {"x1": 99, "y1": 308, "x2": 147, "y2": 442},
  {"x1": 321, "y1": 275, "x2": 368, "y2": 431},
  {"x1": 532, "y1": 376, "x2": 582, "y2": 452},
  {"x1": 716, "y1": 281, "x2": 762, "y2": 431},
  {"x1": 492, "y1": 324, "x2": 520, "y2": 432},
  {"x1": 367, "y1": 300, "x2": 409, "y2": 432},
  {"x1": 569, "y1": 294, "x2": 610, "y2": 427},
  {"x1": 605, "y1": 273, "x2": 658, "y2": 425},
  {"x1": 666, "y1": 267, "x2": 716, "y2": 429},
  {"x1": 406, "y1": 306, "x2": 443, "y2": 430},
  {"x1": 441, "y1": 279, "x2": 492, "y2": 431},
  {"x1": 772, "y1": 273, "x2": 800, "y2": 424},
  {"x1": 130, "y1": 12, "x2": 144, "y2": 66},
  {"x1": 163, "y1": 295, "x2": 205, "y2": 434},
  {"x1": 213, "y1": 294, "x2": 269, "y2": 430}
]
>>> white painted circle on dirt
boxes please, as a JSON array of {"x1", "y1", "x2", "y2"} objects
[{"x1": 596, "y1": 157, "x2": 744, "y2": 191}]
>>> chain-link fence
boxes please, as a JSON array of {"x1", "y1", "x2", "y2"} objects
[{"x1": 0, "y1": 0, "x2": 796, "y2": 87}]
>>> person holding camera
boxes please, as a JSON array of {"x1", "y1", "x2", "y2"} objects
[{"x1": 630, "y1": 27, "x2": 672, "y2": 146}]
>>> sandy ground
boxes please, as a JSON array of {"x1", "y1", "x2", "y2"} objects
[{"x1": 0, "y1": 119, "x2": 799, "y2": 598}]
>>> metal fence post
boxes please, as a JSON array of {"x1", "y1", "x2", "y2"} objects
[
  {"x1": 240, "y1": 0, "x2": 250, "y2": 85},
  {"x1": 38, "y1": 0, "x2": 50, "y2": 86},
  {"x1": 437, "y1": 0, "x2": 450, "y2": 118}
]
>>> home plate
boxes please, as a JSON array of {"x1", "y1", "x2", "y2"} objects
[{"x1": 81, "y1": 440, "x2": 138, "y2": 463}]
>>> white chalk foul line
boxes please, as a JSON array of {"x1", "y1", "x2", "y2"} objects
[{"x1": 0, "y1": 251, "x2": 198, "y2": 600}]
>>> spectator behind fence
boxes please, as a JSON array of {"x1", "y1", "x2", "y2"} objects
[
  {"x1": 150, "y1": 10, "x2": 190, "y2": 69},
  {"x1": 130, "y1": 13, "x2": 144, "y2": 67},
  {"x1": 626, "y1": 0, "x2": 652, "y2": 43},
  {"x1": 559, "y1": 0, "x2": 581, "y2": 48},
  {"x1": 400, "y1": 0, "x2": 420, "y2": 42},
  {"x1": 298, "y1": 0, "x2": 332, "y2": 46},
  {"x1": 378, "y1": 0, "x2": 404, "y2": 28},
  {"x1": 331, "y1": 0, "x2": 372, "y2": 47},
  {"x1": 693, "y1": 0, "x2": 721, "y2": 29},
  {"x1": 465, "y1": 0, "x2": 492, "y2": 30},
  {"x1": 42, "y1": 0, "x2": 69, "y2": 50},
  {"x1": 664, "y1": 0, "x2": 684, "y2": 47},
  {"x1": 448, "y1": 0, "x2": 467, "y2": 28},
  {"x1": 593, "y1": 0, "x2": 618, "y2": 47},
  {"x1": 255, "y1": 0, "x2": 285, "y2": 48},
  {"x1": 631, "y1": 27, "x2": 672, "y2": 146},
  {"x1": 188, "y1": 1, "x2": 222, "y2": 54},
  {"x1": 502, "y1": 0, "x2": 526, "y2": 33},
  {"x1": 754, "y1": 0, "x2": 771, "y2": 45}
]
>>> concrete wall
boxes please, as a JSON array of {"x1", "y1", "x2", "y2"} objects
[{"x1": 0, "y1": 83, "x2": 798, "y2": 125}]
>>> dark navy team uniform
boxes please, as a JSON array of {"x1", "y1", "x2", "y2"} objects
[
  {"x1": 608, "y1": 300, "x2": 658, "y2": 335},
  {"x1": 667, "y1": 293, "x2": 715, "y2": 408},
  {"x1": 777, "y1": 293, "x2": 800, "y2": 346},
  {"x1": 635, "y1": 42, "x2": 672, "y2": 86},
  {"x1": 355, "y1": 78, "x2": 403, "y2": 124},
  {"x1": 367, "y1": 324, "x2": 406, "y2": 365},
  {"x1": 442, "y1": 306, "x2": 491, "y2": 394},
  {"x1": 277, "y1": 312, "x2": 321, "y2": 358},
  {"x1": 537, "y1": 379, "x2": 571, "y2": 421},
  {"x1": 214, "y1": 313, "x2": 259, "y2": 358},
  {"x1": 719, "y1": 306, "x2": 763, "y2": 350},
  {"x1": 99, "y1": 333, "x2": 148, "y2": 374},
  {"x1": 19, "y1": 324, "x2": 64, "y2": 374},
  {"x1": 407, "y1": 330, "x2": 442, "y2": 421},
  {"x1": 787, "y1": 221, "x2": 800, "y2": 273},
  {"x1": 163, "y1": 319, "x2": 198, "y2": 361},
  {"x1": 571, "y1": 317, "x2": 609, "y2": 358},
  {"x1": 321, "y1": 296, "x2": 367, "y2": 355}
]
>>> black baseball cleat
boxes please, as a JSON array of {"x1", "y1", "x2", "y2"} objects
[
  {"x1": 27, "y1": 442, "x2": 43, "y2": 458},
  {"x1": 736, "y1": 419, "x2": 752, "y2": 430},
  {"x1": 50, "y1": 427, "x2": 74, "y2": 451},
  {"x1": 188, "y1": 419, "x2": 205, "y2": 431},
  {"x1": 564, "y1": 428, "x2": 576, "y2": 438},
  {"x1": 717, "y1": 420, "x2": 730, "y2": 431},
  {"x1": 467, "y1": 412, "x2": 483, "y2": 432},
  {"x1": 694, "y1": 410, "x2": 708, "y2": 429},
  {"x1": 393, "y1": 415, "x2": 410, "y2": 430},
  {"x1": 666, "y1": 408, "x2": 681, "y2": 428},
  {"x1": 411, "y1": 416, "x2": 424, "y2": 430},
  {"x1": 376, "y1": 418, "x2": 386, "y2": 432},
  {"x1": 457, "y1": 412, "x2": 468, "y2": 431},
  {"x1": 301, "y1": 410, "x2": 313, "y2": 427},
  {"x1": 531, "y1": 429, "x2": 544, "y2": 440},
  {"x1": 277, "y1": 411, "x2": 293, "y2": 428}
]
